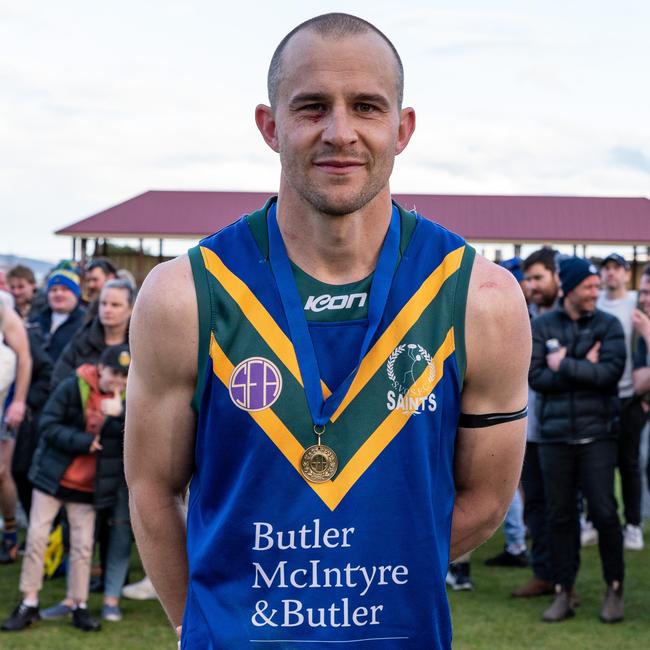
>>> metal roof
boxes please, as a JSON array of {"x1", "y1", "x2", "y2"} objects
[{"x1": 55, "y1": 191, "x2": 650, "y2": 245}]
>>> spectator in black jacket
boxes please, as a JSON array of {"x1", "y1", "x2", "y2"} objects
[
  {"x1": 0, "y1": 345, "x2": 129, "y2": 634},
  {"x1": 51, "y1": 279, "x2": 133, "y2": 388},
  {"x1": 31, "y1": 270, "x2": 85, "y2": 364},
  {"x1": 530, "y1": 257, "x2": 626, "y2": 624}
]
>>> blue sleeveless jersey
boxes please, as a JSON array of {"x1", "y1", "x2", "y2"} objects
[{"x1": 183, "y1": 199, "x2": 475, "y2": 649}]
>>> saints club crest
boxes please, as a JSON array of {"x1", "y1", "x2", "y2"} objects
[{"x1": 386, "y1": 343, "x2": 437, "y2": 415}]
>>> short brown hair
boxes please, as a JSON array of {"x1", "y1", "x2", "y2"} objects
[
  {"x1": 7, "y1": 265, "x2": 36, "y2": 284},
  {"x1": 268, "y1": 13, "x2": 404, "y2": 109}
]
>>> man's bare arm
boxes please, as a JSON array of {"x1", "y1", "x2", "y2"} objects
[
  {"x1": 125, "y1": 255, "x2": 197, "y2": 628},
  {"x1": 450, "y1": 255, "x2": 530, "y2": 560}
]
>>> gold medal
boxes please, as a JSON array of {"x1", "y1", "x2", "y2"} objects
[
  {"x1": 300, "y1": 425, "x2": 338, "y2": 483},
  {"x1": 300, "y1": 444, "x2": 338, "y2": 483}
]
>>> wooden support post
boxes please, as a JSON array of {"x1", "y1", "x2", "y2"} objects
[{"x1": 80, "y1": 239, "x2": 88, "y2": 271}]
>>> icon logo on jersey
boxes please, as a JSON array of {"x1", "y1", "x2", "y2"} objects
[
  {"x1": 229, "y1": 357, "x2": 282, "y2": 411},
  {"x1": 304, "y1": 293, "x2": 367, "y2": 313},
  {"x1": 386, "y1": 343, "x2": 437, "y2": 415}
]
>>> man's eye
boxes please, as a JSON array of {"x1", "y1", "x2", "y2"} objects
[
  {"x1": 356, "y1": 103, "x2": 376, "y2": 113},
  {"x1": 301, "y1": 103, "x2": 326, "y2": 112}
]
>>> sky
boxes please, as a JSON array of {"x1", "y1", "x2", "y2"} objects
[{"x1": 1, "y1": 0, "x2": 649, "y2": 262}]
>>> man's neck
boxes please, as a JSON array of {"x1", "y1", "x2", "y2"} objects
[
  {"x1": 604, "y1": 286, "x2": 627, "y2": 301},
  {"x1": 563, "y1": 301, "x2": 589, "y2": 321},
  {"x1": 275, "y1": 184, "x2": 393, "y2": 284}
]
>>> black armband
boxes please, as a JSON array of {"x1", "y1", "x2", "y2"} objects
[{"x1": 458, "y1": 405, "x2": 528, "y2": 428}]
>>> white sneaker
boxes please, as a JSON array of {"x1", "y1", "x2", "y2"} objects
[
  {"x1": 580, "y1": 520, "x2": 598, "y2": 547},
  {"x1": 623, "y1": 524, "x2": 644, "y2": 551},
  {"x1": 121, "y1": 576, "x2": 158, "y2": 600}
]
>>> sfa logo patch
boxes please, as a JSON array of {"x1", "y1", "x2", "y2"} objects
[
  {"x1": 229, "y1": 357, "x2": 282, "y2": 411},
  {"x1": 386, "y1": 343, "x2": 437, "y2": 415}
]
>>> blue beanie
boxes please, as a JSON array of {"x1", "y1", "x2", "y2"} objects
[
  {"x1": 500, "y1": 257, "x2": 524, "y2": 283},
  {"x1": 558, "y1": 257, "x2": 599, "y2": 295},
  {"x1": 47, "y1": 269, "x2": 81, "y2": 298}
]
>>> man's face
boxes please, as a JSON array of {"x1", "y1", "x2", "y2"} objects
[
  {"x1": 86, "y1": 268, "x2": 112, "y2": 300},
  {"x1": 8, "y1": 277, "x2": 35, "y2": 307},
  {"x1": 48, "y1": 284, "x2": 78, "y2": 314},
  {"x1": 600, "y1": 261, "x2": 629, "y2": 292},
  {"x1": 258, "y1": 30, "x2": 414, "y2": 216},
  {"x1": 566, "y1": 275, "x2": 600, "y2": 315},
  {"x1": 639, "y1": 276, "x2": 650, "y2": 315},
  {"x1": 524, "y1": 263, "x2": 559, "y2": 307}
]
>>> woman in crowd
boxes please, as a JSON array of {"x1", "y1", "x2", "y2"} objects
[{"x1": 51, "y1": 279, "x2": 133, "y2": 387}]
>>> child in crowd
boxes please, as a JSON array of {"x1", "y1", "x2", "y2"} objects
[{"x1": 1, "y1": 344, "x2": 129, "y2": 633}]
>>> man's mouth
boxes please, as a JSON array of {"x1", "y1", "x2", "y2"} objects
[{"x1": 313, "y1": 159, "x2": 366, "y2": 174}]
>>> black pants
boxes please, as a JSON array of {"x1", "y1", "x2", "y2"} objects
[
  {"x1": 617, "y1": 397, "x2": 647, "y2": 526},
  {"x1": 521, "y1": 442, "x2": 552, "y2": 582},
  {"x1": 539, "y1": 439, "x2": 623, "y2": 589}
]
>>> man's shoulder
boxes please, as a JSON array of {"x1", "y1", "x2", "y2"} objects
[
  {"x1": 136, "y1": 255, "x2": 195, "y2": 317},
  {"x1": 467, "y1": 255, "x2": 523, "y2": 307},
  {"x1": 465, "y1": 255, "x2": 529, "y2": 351},
  {"x1": 130, "y1": 255, "x2": 198, "y2": 375},
  {"x1": 593, "y1": 307, "x2": 623, "y2": 325},
  {"x1": 593, "y1": 308, "x2": 625, "y2": 334}
]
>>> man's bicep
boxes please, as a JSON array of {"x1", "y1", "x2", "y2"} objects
[
  {"x1": 125, "y1": 257, "x2": 198, "y2": 494},
  {"x1": 462, "y1": 256, "x2": 531, "y2": 415},
  {"x1": 125, "y1": 364, "x2": 195, "y2": 493},
  {"x1": 454, "y1": 421, "x2": 526, "y2": 493}
]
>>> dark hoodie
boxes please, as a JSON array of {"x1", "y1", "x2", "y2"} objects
[{"x1": 29, "y1": 364, "x2": 125, "y2": 508}]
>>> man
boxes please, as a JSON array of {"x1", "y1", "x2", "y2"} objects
[
  {"x1": 512, "y1": 248, "x2": 561, "y2": 599},
  {"x1": 523, "y1": 247, "x2": 560, "y2": 317},
  {"x1": 597, "y1": 253, "x2": 646, "y2": 550},
  {"x1": 84, "y1": 258, "x2": 118, "y2": 323},
  {"x1": 85, "y1": 259, "x2": 118, "y2": 304},
  {"x1": 7, "y1": 266, "x2": 45, "y2": 321},
  {"x1": 530, "y1": 257, "x2": 625, "y2": 623},
  {"x1": 31, "y1": 269, "x2": 85, "y2": 363},
  {"x1": 125, "y1": 14, "x2": 530, "y2": 648}
]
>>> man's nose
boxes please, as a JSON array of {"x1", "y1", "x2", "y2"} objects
[{"x1": 321, "y1": 106, "x2": 357, "y2": 147}]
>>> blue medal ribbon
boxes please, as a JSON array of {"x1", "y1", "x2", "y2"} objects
[{"x1": 267, "y1": 201, "x2": 400, "y2": 428}]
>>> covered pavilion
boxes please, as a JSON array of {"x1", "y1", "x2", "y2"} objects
[{"x1": 55, "y1": 190, "x2": 650, "y2": 283}]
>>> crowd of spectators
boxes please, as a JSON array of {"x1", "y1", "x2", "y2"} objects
[
  {"x1": 447, "y1": 249, "x2": 650, "y2": 625},
  {"x1": 0, "y1": 258, "x2": 153, "y2": 633}
]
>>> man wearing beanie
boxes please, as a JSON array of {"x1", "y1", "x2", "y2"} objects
[
  {"x1": 529, "y1": 256, "x2": 626, "y2": 623},
  {"x1": 31, "y1": 267, "x2": 86, "y2": 363}
]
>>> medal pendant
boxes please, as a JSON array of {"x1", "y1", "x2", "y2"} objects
[{"x1": 300, "y1": 444, "x2": 338, "y2": 483}]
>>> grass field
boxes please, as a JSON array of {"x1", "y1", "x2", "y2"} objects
[{"x1": 1, "y1": 529, "x2": 649, "y2": 649}]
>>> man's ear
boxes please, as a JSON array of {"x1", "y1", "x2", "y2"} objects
[
  {"x1": 395, "y1": 107, "x2": 416, "y2": 156},
  {"x1": 255, "y1": 104, "x2": 280, "y2": 153}
]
